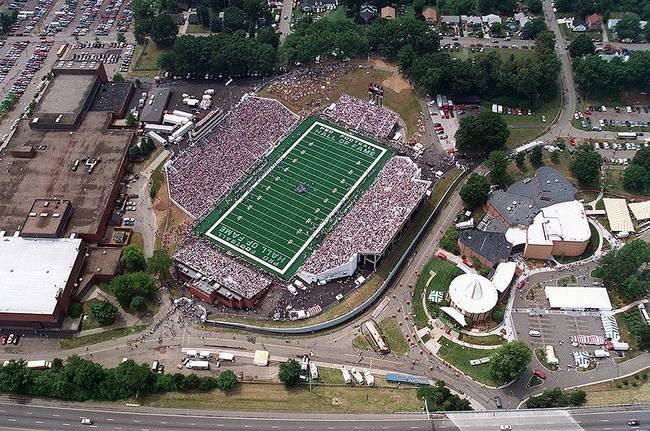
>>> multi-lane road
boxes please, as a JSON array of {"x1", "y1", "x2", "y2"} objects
[{"x1": 1, "y1": 399, "x2": 649, "y2": 431}]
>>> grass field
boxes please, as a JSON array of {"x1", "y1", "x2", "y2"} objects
[
  {"x1": 437, "y1": 338, "x2": 502, "y2": 386},
  {"x1": 583, "y1": 369, "x2": 650, "y2": 406},
  {"x1": 378, "y1": 317, "x2": 409, "y2": 355},
  {"x1": 143, "y1": 381, "x2": 422, "y2": 413},
  {"x1": 413, "y1": 257, "x2": 464, "y2": 328},
  {"x1": 458, "y1": 333, "x2": 506, "y2": 346},
  {"x1": 196, "y1": 116, "x2": 392, "y2": 279},
  {"x1": 130, "y1": 40, "x2": 167, "y2": 75},
  {"x1": 59, "y1": 325, "x2": 147, "y2": 349}
]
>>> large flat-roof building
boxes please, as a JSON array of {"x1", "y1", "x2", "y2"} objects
[{"x1": 0, "y1": 236, "x2": 85, "y2": 328}]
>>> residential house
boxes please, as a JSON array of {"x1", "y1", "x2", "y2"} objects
[
  {"x1": 360, "y1": 2, "x2": 378, "y2": 23},
  {"x1": 482, "y1": 13, "x2": 501, "y2": 27},
  {"x1": 586, "y1": 13, "x2": 603, "y2": 30},
  {"x1": 422, "y1": 6, "x2": 437, "y2": 25},
  {"x1": 381, "y1": 5, "x2": 395, "y2": 20},
  {"x1": 571, "y1": 16, "x2": 586, "y2": 32},
  {"x1": 514, "y1": 11, "x2": 530, "y2": 28}
]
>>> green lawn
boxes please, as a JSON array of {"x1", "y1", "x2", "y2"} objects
[
  {"x1": 558, "y1": 24, "x2": 602, "y2": 42},
  {"x1": 413, "y1": 257, "x2": 464, "y2": 328},
  {"x1": 458, "y1": 333, "x2": 506, "y2": 346},
  {"x1": 378, "y1": 317, "x2": 409, "y2": 355},
  {"x1": 437, "y1": 338, "x2": 502, "y2": 386},
  {"x1": 59, "y1": 325, "x2": 147, "y2": 349},
  {"x1": 130, "y1": 40, "x2": 168, "y2": 74},
  {"x1": 149, "y1": 157, "x2": 167, "y2": 199},
  {"x1": 506, "y1": 127, "x2": 547, "y2": 149}
]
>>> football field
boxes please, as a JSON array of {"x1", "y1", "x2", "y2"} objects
[{"x1": 195, "y1": 117, "x2": 393, "y2": 279}]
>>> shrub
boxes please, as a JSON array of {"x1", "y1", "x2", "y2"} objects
[
  {"x1": 89, "y1": 300, "x2": 119, "y2": 326},
  {"x1": 68, "y1": 303, "x2": 83, "y2": 319}
]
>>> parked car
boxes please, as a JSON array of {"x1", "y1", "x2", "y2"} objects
[
  {"x1": 533, "y1": 369, "x2": 547, "y2": 379},
  {"x1": 437, "y1": 252, "x2": 448, "y2": 260},
  {"x1": 81, "y1": 418, "x2": 93, "y2": 425}
]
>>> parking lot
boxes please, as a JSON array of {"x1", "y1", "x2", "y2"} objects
[
  {"x1": 577, "y1": 105, "x2": 650, "y2": 132},
  {"x1": 591, "y1": 140, "x2": 650, "y2": 166},
  {"x1": 427, "y1": 101, "x2": 459, "y2": 152}
]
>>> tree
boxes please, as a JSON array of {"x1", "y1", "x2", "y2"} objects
[
  {"x1": 113, "y1": 73, "x2": 126, "y2": 82},
  {"x1": 440, "y1": 229, "x2": 460, "y2": 255},
  {"x1": 68, "y1": 302, "x2": 83, "y2": 318},
  {"x1": 515, "y1": 152, "x2": 527, "y2": 171},
  {"x1": 0, "y1": 360, "x2": 33, "y2": 394},
  {"x1": 615, "y1": 14, "x2": 641, "y2": 41},
  {"x1": 111, "y1": 272, "x2": 157, "y2": 309},
  {"x1": 126, "y1": 112, "x2": 137, "y2": 128},
  {"x1": 634, "y1": 147, "x2": 650, "y2": 170},
  {"x1": 278, "y1": 359, "x2": 301, "y2": 387},
  {"x1": 182, "y1": 373, "x2": 200, "y2": 391},
  {"x1": 487, "y1": 150, "x2": 510, "y2": 187},
  {"x1": 460, "y1": 174, "x2": 490, "y2": 208},
  {"x1": 257, "y1": 27, "x2": 280, "y2": 48},
  {"x1": 526, "y1": 0, "x2": 543, "y2": 14},
  {"x1": 568, "y1": 34, "x2": 595, "y2": 58},
  {"x1": 622, "y1": 164, "x2": 650, "y2": 193},
  {"x1": 594, "y1": 240, "x2": 650, "y2": 301},
  {"x1": 147, "y1": 248, "x2": 172, "y2": 281},
  {"x1": 150, "y1": 14, "x2": 178, "y2": 48},
  {"x1": 550, "y1": 149, "x2": 560, "y2": 163},
  {"x1": 527, "y1": 387, "x2": 586, "y2": 408},
  {"x1": 216, "y1": 370, "x2": 238, "y2": 390},
  {"x1": 117, "y1": 32, "x2": 126, "y2": 44},
  {"x1": 120, "y1": 245, "x2": 146, "y2": 272},
  {"x1": 570, "y1": 145, "x2": 602, "y2": 184},
  {"x1": 90, "y1": 300, "x2": 119, "y2": 325},
  {"x1": 196, "y1": 5, "x2": 210, "y2": 27},
  {"x1": 489, "y1": 341, "x2": 532, "y2": 382},
  {"x1": 417, "y1": 380, "x2": 471, "y2": 411},
  {"x1": 521, "y1": 17, "x2": 547, "y2": 39},
  {"x1": 129, "y1": 144, "x2": 142, "y2": 161},
  {"x1": 456, "y1": 111, "x2": 509, "y2": 153},
  {"x1": 223, "y1": 6, "x2": 247, "y2": 32},
  {"x1": 130, "y1": 295, "x2": 146, "y2": 311},
  {"x1": 490, "y1": 22, "x2": 505, "y2": 37},
  {"x1": 529, "y1": 145, "x2": 544, "y2": 168}
]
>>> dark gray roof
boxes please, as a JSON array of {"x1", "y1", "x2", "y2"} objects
[
  {"x1": 140, "y1": 87, "x2": 172, "y2": 124},
  {"x1": 459, "y1": 230, "x2": 512, "y2": 263},
  {"x1": 481, "y1": 214, "x2": 508, "y2": 233},
  {"x1": 488, "y1": 167, "x2": 577, "y2": 227},
  {"x1": 488, "y1": 190, "x2": 538, "y2": 226}
]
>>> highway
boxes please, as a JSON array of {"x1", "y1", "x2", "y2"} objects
[{"x1": 1, "y1": 399, "x2": 650, "y2": 431}]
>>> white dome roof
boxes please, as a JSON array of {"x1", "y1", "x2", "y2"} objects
[{"x1": 449, "y1": 273, "x2": 498, "y2": 315}]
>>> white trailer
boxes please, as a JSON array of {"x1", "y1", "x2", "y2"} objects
[
  {"x1": 185, "y1": 350, "x2": 198, "y2": 357},
  {"x1": 185, "y1": 360, "x2": 210, "y2": 370},
  {"x1": 545, "y1": 345, "x2": 559, "y2": 365},
  {"x1": 144, "y1": 123, "x2": 176, "y2": 134},
  {"x1": 198, "y1": 351, "x2": 212, "y2": 359},
  {"x1": 26, "y1": 360, "x2": 52, "y2": 369},
  {"x1": 172, "y1": 109, "x2": 194, "y2": 120},
  {"x1": 163, "y1": 114, "x2": 189, "y2": 125},
  {"x1": 594, "y1": 349, "x2": 610, "y2": 358},
  {"x1": 218, "y1": 352, "x2": 235, "y2": 362},
  {"x1": 363, "y1": 369, "x2": 375, "y2": 386},
  {"x1": 351, "y1": 368, "x2": 364, "y2": 384},
  {"x1": 309, "y1": 362, "x2": 319, "y2": 380},
  {"x1": 608, "y1": 341, "x2": 630, "y2": 351},
  {"x1": 341, "y1": 367, "x2": 352, "y2": 384},
  {"x1": 147, "y1": 131, "x2": 167, "y2": 146},
  {"x1": 183, "y1": 98, "x2": 200, "y2": 107},
  {"x1": 170, "y1": 121, "x2": 194, "y2": 141}
]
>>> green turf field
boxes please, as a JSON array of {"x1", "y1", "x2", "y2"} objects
[{"x1": 195, "y1": 117, "x2": 393, "y2": 279}]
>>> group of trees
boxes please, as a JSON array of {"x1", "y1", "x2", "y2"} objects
[
  {"x1": 129, "y1": 136, "x2": 157, "y2": 161},
  {"x1": 526, "y1": 387, "x2": 586, "y2": 408},
  {"x1": 279, "y1": 358, "x2": 302, "y2": 387},
  {"x1": 573, "y1": 51, "x2": 650, "y2": 97},
  {"x1": 570, "y1": 145, "x2": 603, "y2": 185},
  {"x1": 433, "y1": 0, "x2": 518, "y2": 16},
  {"x1": 593, "y1": 239, "x2": 650, "y2": 302},
  {"x1": 460, "y1": 173, "x2": 491, "y2": 208},
  {"x1": 133, "y1": 0, "x2": 179, "y2": 45},
  {"x1": 456, "y1": 111, "x2": 510, "y2": 154},
  {"x1": 0, "y1": 10, "x2": 17, "y2": 35},
  {"x1": 623, "y1": 147, "x2": 650, "y2": 194},
  {"x1": 0, "y1": 357, "x2": 237, "y2": 401},
  {"x1": 416, "y1": 380, "x2": 472, "y2": 411},
  {"x1": 568, "y1": 34, "x2": 595, "y2": 58},
  {"x1": 614, "y1": 13, "x2": 650, "y2": 41},
  {"x1": 489, "y1": 341, "x2": 532, "y2": 383},
  {"x1": 106, "y1": 245, "x2": 172, "y2": 311},
  {"x1": 554, "y1": 0, "x2": 650, "y2": 22},
  {"x1": 159, "y1": 32, "x2": 278, "y2": 79}
]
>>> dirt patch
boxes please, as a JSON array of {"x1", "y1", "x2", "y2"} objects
[
  {"x1": 372, "y1": 59, "x2": 411, "y2": 93},
  {"x1": 153, "y1": 175, "x2": 192, "y2": 253}
]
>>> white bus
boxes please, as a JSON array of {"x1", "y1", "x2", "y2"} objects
[{"x1": 617, "y1": 132, "x2": 638, "y2": 139}]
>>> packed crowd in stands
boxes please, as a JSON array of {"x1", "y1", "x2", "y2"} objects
[
  {"x1": 167, "y1": 96, "x2": 299, "y2": 218},
  {"x1": 174, "y1": 229, "x2": 272, "y2": 300},
  {"x1": 265, "y1": 63, "x2": 359, "y2": 114},
  {"x1": 301, "y1": 156, "x2": 430, "y2": 276},
  {"x1": 323, "y1": 95, "x2": 399, "y2": 142}
]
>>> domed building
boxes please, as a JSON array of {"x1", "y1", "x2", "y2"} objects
[{"x1": 447, "y1": 273, "x2": 498, "y2": 323}]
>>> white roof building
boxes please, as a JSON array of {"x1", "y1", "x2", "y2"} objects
[
  {"x1": 448, "y1": 273, "x2": 498, "y2": 315},
  {"x1": 0, "y1": 236, "x2": 83, "y2": 315},
  {"x1": 545, "y1": 286, "x2": 612, "y2": 311},
  {"x1": 527, "y1": 200, "x2": 591, "y2": 246},
  {"x1": 491, "y1": 261, "x2": 517, "y2": 294},
  {"x1": 603, "y1": 198, "x2": 635, "y2": 232},
  {"x1": 628, "y1": 201, "x2": 650, "y2": 221}
]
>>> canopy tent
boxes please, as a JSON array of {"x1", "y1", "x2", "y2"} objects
[{"x1": 440, "y1": 306, "x2": 468, "y2": 326}]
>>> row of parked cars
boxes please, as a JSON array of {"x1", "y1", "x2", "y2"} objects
[
  {"x1": 119, "y1": 43, "x2": 134, "y2": 73},
  {"x1": 73, "y1": 0, "x2": 105, "y2": 37},
  {"x1": 588, "y1": 105, "x2": 650, "y2": 114},
  {"x1": 96, "y1": 0, "x2": 132, "y2": 36},
  {"x1": 595, "y1": 141, "x2": 649, "y2": 151},
  {"x1": 42, "y1": 0, "x2": 77, "y2": 36},
  {"x1": 70, "y1": 51, "x2": 121, "y2": 64},
  {"x1": 0, "y1": 41, "x2": 29, "y2": 84},
  {"x1": 9, "y1": 40, "x2": 53, "y2": 96},
  {"x1": 433, "y1": 122, "x2": 448, "y2": 140},
  {"x1": 0, "y1": 333, "x2": 20, "y2": 345},
  {"x1": 7, "y1": 0, "x2": 55, "y2": 36}
]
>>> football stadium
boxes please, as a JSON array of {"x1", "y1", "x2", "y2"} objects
[
  {"x1": 195, "y1": 117, "x2": 393, "y2": 279},
  {"x1": 169, "y1": 95, "x2": 431, "y2": 310}
]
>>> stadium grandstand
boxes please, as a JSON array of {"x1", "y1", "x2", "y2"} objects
[{"x1": 169, "y1": 93, "x2": 431, "y2": 309}]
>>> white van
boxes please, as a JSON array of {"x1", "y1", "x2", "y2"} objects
[{"x1": 529, "y1": 330, "x2": 541, "y2": 337}]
